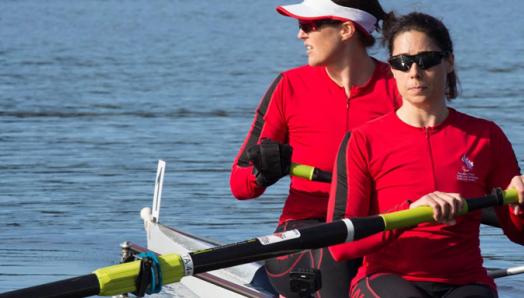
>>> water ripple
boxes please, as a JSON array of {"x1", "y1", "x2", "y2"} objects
[{"x1": 0, "y1": 109, "x2": 234, "y2": 119}]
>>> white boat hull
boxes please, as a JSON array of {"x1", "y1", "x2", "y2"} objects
[{"x1": 142, "y1": 219, "x2": 276, "y2": 297}]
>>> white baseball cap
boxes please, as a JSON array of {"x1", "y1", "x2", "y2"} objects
[{"x1": 276, "y1": 0, "x2": 380, "y2": 35}]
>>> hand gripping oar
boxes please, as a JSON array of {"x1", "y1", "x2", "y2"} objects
[{"x1": 0, "y1": 188, "x2": 518, "y2": 298}]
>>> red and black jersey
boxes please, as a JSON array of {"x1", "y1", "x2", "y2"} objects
[
  {"x1": 327, "y1": 108, "x2": 524, "y2": 289},
  {"x1": 230, "y1": 60, "x2": 401, "y2": 224}
]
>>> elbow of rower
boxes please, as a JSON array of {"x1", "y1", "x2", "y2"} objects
[
  {"x1": 229, "y1": 177, "x2": 265, "y2": 200},
  {"x1": 229, "y1": 165, "x2": 266, "y2": 199},
  {"x1": 499, "y1": 208, "x2": 524, "y2": 245},
  {"x1": 231, "y1": 189, "x2": 257, "y2": 200},
  {"x1": 504, "y1": 229, "x2": 524, "y2": 246}
]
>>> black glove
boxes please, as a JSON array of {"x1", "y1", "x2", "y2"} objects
[{"x1": 246, "y1": 139, "x2": 292, "y2": 187}]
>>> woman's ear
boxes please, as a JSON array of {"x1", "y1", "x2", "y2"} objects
[
  {"x1": 446, "y1": 53, "x2": 455, "y2": 74},
  {"x1": 340, "y1": 21, "x2": 357, "y2": 40}
]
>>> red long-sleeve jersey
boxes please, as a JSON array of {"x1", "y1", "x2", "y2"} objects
[
  {"x1": 328, "y1": 109, "x2": 524, "y2": 289},
  {"x1": 230, "y1": 61, "x2": 401, "y2": 224}
]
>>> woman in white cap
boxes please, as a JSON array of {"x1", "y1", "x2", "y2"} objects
[{"x1": 230, "y1": 1, "x2": 399, "y2": 296}]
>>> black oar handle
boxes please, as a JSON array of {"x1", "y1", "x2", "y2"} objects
[
  {"x1": 311, "y1": 168, "x2": 332, "y2": 182},
  {"x1": 190, "y1": 219, "x2": 358, "y2": 274},
  {"x1": 0, "y1": 274, "x2": 99, "y2": 298}
]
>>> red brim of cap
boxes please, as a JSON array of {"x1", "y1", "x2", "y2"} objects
[{"x1": 276, "y1": 5, "x2": 350, "y2": 22}]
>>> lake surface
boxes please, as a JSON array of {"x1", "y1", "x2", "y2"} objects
[{"x1": 1, "y1": 0, "x2": 524, "y2": 297}]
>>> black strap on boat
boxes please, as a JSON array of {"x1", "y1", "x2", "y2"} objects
[{"x1": 134, "y1": 251, "x2": 163, "y2": 297}]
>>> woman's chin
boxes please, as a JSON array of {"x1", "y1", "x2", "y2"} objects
[{"x1": 307, "y1": 56, "x2": 324, "y2": 67}]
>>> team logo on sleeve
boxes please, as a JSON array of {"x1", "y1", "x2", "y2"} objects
[{"x1": 457, "y1": 154, "x2": 478, "y2": 182}]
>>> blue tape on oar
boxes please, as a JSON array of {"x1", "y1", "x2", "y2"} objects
[{"x1": 136, "y1": 251, "x2": 163, "y2": 295}]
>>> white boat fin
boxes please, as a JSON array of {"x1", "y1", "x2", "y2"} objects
[{"x1": 152, "y1": 160, "x2": 166, "y2": 223}]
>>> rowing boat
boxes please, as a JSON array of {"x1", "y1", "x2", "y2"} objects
[
  {"x1": 2, "y1": 161, "x2": 522, "y2": 298},
  {"x1": 137, "y1": 160, "x2": 277, "y2": 297},
  {"x1": 136, "y1": 161, "x2": 524, "y2": 297}
]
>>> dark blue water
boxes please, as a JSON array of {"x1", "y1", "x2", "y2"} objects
[{"x1": 1, "y1": 0, "x2": 524, "y2": 297}]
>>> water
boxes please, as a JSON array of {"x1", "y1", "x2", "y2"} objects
[{"x1": 1, "y1": 0, "x2": 523, "y2": 297}]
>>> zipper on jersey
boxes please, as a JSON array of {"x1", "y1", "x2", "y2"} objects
[
  {"x1": 346, "y1": 94, "x2": 350, "y2": 131},
  {"x1": 425, "y1": 127, "x2": 438, "y2": 190}
]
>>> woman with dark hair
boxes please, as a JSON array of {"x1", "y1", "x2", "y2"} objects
[
  {"x1": 229, "y1": 0, "x2": 401, "y2": 296},
  {"x1": 327, "y1": 12, "x2": 524, "y2": 297}
]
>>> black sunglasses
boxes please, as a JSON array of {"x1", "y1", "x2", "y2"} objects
[
  {"x1": 388, "y1": 51, "x2": 450, "y2": 72},
  {"x1": 298, "y1": 19, "x2": 342, "y2": 33}
]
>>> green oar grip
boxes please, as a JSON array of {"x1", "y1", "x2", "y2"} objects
[
  {"x1": 94, "y1": 253, "x2": 185, "y2": 296},
  {"x1": 381, "y1": 206, "x2": 435, "y2": 230},
  {"x1": 290, "y1": 163, "x2": 314, "y2": 181},
  {"x1": 503, "y1": 189, "x2": 519, "y2": 205}
]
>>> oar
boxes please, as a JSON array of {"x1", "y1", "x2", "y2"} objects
[
  {"x1": 290, "y1": 163, "x2": 504, "y2": 230},
  {"x1": 290, "y1": 163, "x2": 332, "y2": 182},
  {"x1": 488, "y1": 265, "x2": 524, "y2": 278},
  {"x1": 0, "y1": 188, "x2": 518, "y2": 298}
]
